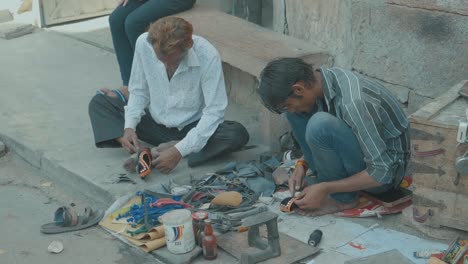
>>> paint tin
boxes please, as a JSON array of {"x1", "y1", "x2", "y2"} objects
[{"x1": 160, "y1": 209, "x2": 195, "y2": 254}]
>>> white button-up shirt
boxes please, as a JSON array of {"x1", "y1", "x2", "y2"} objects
[{"x1": 124, "y1": 33, "x2": 227, "y2": 157}]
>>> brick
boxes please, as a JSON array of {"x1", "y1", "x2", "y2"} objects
[{"x1": 0, "y1": 23, "x2": 35, "y2": 40}]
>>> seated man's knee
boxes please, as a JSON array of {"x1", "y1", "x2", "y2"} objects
[
  {"x1": 305, "y1": 112, "x2": 340, "y2": 146},
  {"x1": 109, "y1": 10, "x2": 124, "y2": 30},
  {"x1": 124, "y1": 15, "x2": 144, "y2": 38},
  {"x1": 88, "y1": 94, "x2": 105, "y2": 115},
  {"x1": 222, "y1": 121, "x2": 249, "y2": 150}
]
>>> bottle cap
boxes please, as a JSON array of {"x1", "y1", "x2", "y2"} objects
[{"x1": 192, "y1": 211, "x2": 208, "y2": 221}]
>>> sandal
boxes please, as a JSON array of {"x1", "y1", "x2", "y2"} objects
[
  {"x1": 97, "y1": 89, "x2": 128, "y2": 105},
  {"x1": 40, "y1": 206, "x2": 104, "y2": 234},
  {"x1": 279, "y1": 197, "x2": 299, "y2": 213},
  {"x1": 136, "y1": 147, "x2": 152, "y2": 179}
]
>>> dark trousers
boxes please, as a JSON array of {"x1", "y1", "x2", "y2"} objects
[
  {"x1": 88, "y1": 94, "x2": 250, "y2": 167},
  {"x1": 109, "y1": 0, "x2": 196, "y2": 86}
]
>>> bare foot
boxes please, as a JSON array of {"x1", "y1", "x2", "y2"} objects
[
  {"x1": 295, "y1": 196, "x2": 358, "y2": 217},
  {"x1": 99, "y1": 86, "x2": 129, "y2": 101}
]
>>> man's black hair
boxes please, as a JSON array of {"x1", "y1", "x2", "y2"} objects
[{"x1": 257, "y1": 58, "x2": 315, "y2": 114}]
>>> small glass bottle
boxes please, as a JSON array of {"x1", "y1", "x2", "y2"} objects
[
  {"x1": 192, "y1": 211, "x2": 208, "y2": 246},
  {"x1": 202, "y1": 219, "x2": 218, "y2": 260}
]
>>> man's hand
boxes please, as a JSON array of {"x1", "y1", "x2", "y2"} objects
[
  {"x1": 121, "y1": 128, "x2": 140, "y2": 154},
  {"x1": 288, "y1": 165, "x2": 306, "y2": 196},
  {"x1": 294, "y1": 183, "x2": 329, "y2": 210},
  {"x1": 153, "y1": 147, "x2": 182, "y2": 174}
]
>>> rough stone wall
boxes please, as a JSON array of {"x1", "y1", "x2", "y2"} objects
[
  {"x1": 270, "y1": 0, "x2": 353, "y2": 68},
  {"x1": 352, "y1": 0, "x2": 468, "y2": 113},
  {"x1": 267, "y1": 0, "x2": 468, "y2": 113}
]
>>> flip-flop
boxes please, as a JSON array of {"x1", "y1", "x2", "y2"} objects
[
  {"x1": 136, "y1": 147, "x2": 152, "y2": 179},
  {"x1": 279, "y1": 197, "x2": 299, "y2": 213},
  {"x1": 96, "y1": 89, "x2": 127, "y2": 105},
  {"x1": 40, "y1": 206, "x2": 104, "y2": 234}
]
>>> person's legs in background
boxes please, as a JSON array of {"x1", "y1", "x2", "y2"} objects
[{"x1": 104, "y1": 0, "x2": 196, "y2": 98}]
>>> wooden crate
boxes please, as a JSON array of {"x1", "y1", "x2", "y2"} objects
[{"x1": 408, "y1": 80, "x2": 468, "y2": 231}]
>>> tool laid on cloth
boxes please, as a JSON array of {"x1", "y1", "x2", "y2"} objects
[
  {"x1": 150, "y1": 198, "x2": 193, "y2": 208},
  {"x1": 210, "y1": 206, "x2": 268, "y2": 233},
  {"x1": 112, "y1": 174, "x2": 136, "y2": 184},
  {"x1": 186, "y1": 173, "x2": 258, "y2": 209},
  {"x1": 116, "y1": 192, "x2": 187, "y2": 231},
  {"x1": 240, "y1": 211, "x2": 281, "y2": 264},
  {"x1": 214, "y1": 159, "x2": 278, "y2": 197},
  {"x1": 308, "y1": 229, "x2": 323, "y2": 247},
  {"x1": 41, "y1": 206, "x2": 104, "y2": 234}
]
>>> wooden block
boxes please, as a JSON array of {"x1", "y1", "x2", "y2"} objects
[
  {"x1": 409, "y1": 80, "x2": 468, "y2": 194},
  {"x1": 411, "y1": 187, "x2": 468, "y2": 231},
  {"x1": 428, "y1": 257, "x2": 448, "y2": 264}
]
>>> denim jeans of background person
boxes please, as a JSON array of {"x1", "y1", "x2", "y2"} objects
[
  {"x1": 257, "y1": 58, "x2": 410, "y2": 216},
  {"x1": 100, "y1": 0, "x2": 196, "y2": 102},
  {"x1": 89, "y1": 17, "x2": 249, "y2": 173}
]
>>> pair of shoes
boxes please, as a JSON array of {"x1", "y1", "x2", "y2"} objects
[{"x1": 40, "y1": 206, "x2": 104, "y2": 234}]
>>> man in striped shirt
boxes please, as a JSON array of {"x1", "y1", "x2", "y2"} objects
[{"x1": 258, "y1": 58, "x2": 411, "y2": 215}]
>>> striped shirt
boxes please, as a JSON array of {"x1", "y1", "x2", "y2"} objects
[{"x1": 320, "y1": 67, "x2": 411, "y2": 185}]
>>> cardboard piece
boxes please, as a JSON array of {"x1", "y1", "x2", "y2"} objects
[
  {"x1": 99, "y1": 195, "x2": 202, "y2": 263},
  {"x1": 344, "y1": 249, "x2": 415, "y2": 264},
  {"x1": 99, "y1": 196, "x2": 166, "y2": 252}
]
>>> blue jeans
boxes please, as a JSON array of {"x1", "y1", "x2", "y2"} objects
[
  {"x1": 287, "y1": 112, "x2": 392, "y2": 203},
  {"x1": 109, "y1": 0, "x2": 196, "y2": 86}
]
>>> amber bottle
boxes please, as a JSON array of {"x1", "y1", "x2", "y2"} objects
[{"x1": 202, "y1": 219, "x2": 218, "y2": 260}]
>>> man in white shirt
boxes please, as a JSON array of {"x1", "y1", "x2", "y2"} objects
[{"x1": 89, "y1": 17, "x2": 249, "y2": 173}]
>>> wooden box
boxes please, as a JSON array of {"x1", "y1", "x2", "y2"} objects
[{"x1": 407, "y1": 80, "x2": 468, "y2": 232}]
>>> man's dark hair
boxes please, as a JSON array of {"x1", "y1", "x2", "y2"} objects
[{"x1": 257, "y1": 58, "x2": 315, "y2": 113}]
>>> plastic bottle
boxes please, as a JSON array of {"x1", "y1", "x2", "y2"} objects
[{"x1": 202, "y1": 219, "x2": 218, "y2": 260}]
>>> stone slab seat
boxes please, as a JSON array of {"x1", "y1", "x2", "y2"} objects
[
  {"x1": 175, "y1": 5, "x2": 333, "y2": 149},
  {"x1": 176, "y1": 5, "x2": 333, "y2": 78}
]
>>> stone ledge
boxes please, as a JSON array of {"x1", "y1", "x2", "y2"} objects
[
  {"x1": 0, "y1": 23, "x2": 35, "y2": 40},
  {"x1": 176, "y1": 4, "x2": 333, "y2": 79}
]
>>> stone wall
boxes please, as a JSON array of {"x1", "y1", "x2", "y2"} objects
[{"x1": 266, "y1": 0, "x2": 468, "y2": 113}]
